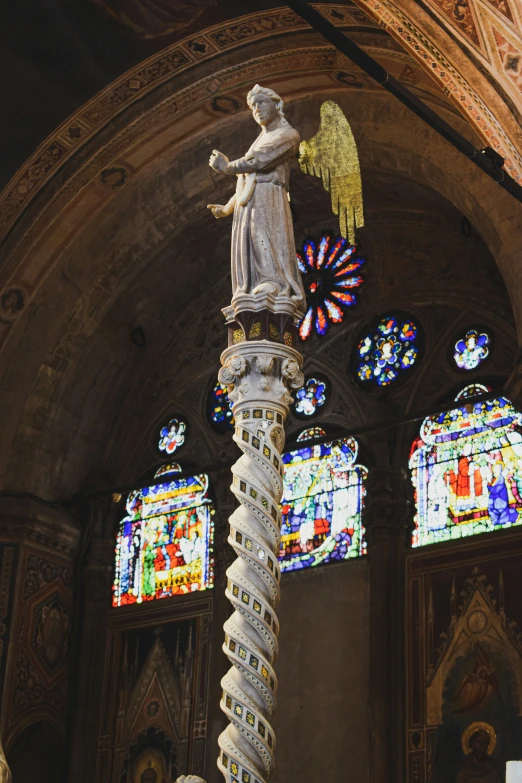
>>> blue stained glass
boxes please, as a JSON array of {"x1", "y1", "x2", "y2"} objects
[
  {"x1": 293, "y1": 376, "x2": 328, "y2": 417},
  {"x1": 280, "y1": 436, "x2": 367, "y2": 571},
  {"x1": 355, "y1": 314, "x2": 421, "y2": 387},
  {"x1": 297, "y1": 234, "x2": 365, "y2": 340},
  {"x1": 113, "y1": 464, "x2": 215, "y2": 606},
  {"x1": 410, "y1": 384, "x2": 522, "y2": 547},
  {"x1": 208, "y1": 379, "x2": 234, "y2": 431},
  {"x1": 454, "y1": 328, "x2": 491, "y2": 370}
]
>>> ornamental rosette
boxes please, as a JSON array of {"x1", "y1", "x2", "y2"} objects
[{"x1": 219, "y1": 354, "x2": 247, "y2": 386}]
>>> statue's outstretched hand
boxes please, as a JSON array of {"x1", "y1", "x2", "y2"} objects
[
  {"x1": 207, "y1": 204, "x2": 229, "y2": 219},
  {"x1": 209, "y1": 149, "x2": 229, "y2": 173}
]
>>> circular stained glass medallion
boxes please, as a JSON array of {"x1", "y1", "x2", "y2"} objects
[
  {"x1": 297, "y1": 234, "x2": 365, "y2": 340},
  {"x1": 453, "y1": 328, "x2": 491, "y2": 371},
  {"x1": 293, "y1": 376, "x2": 329, "y2": 418},
  {"x1": 207, "y1": 378, "x2": 234, "y2": 432},
  {"x1": 354, "y1": 314, "x2": 421, "y2": 387},
  {"x1": 158, "y1": 418, "x2": 186, "y2": 455}
]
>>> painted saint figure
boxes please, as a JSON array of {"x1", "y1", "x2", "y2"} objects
[
  {"x1": 456, "y1": 729, "x2": 501, "y2": 783},
  {"x1": 208, "y1": 84, "x2": 306, "y2": 312}
]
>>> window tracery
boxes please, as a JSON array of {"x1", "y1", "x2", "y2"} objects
[
  {"x1": 453, "y1": 328, "x2": 491, "y2": 370},
  {"x1": 158, "y1": 418, "x2": 186, "y2": 455},
  {"x1": 354, "y1": 314, "x2": 421, "y2": 387},
  {"x1": 292, "y1": 376, "x2": 329, "y2": 418},
  {"x1": 297, "y1": 234, "x2": 365, "y2": 340}
]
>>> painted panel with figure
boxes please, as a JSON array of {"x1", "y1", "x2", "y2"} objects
[{"x1": 406, "y1": 533, "x2": 522, "y2": 783}]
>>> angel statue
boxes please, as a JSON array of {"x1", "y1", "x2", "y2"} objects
[{"x1": 208, "y1": 84, "x2": 363, "y2": 316}]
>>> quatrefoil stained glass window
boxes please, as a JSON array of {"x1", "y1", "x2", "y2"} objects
[
  {"x1": 453, "y1": 328, "x2": 491, "y2": 371},
  {"x1": 158, "y1": 418, "x2": 186, "y2": 455},
  {"x1": 293, "y1": 376, "x2": 329, "y2": 418},
  {"x1": 354, "y1": 314, "x2": 421, "y2": 387},
  {"x1": 297, "y1": 234, "x2": 365, "y2": 340}
]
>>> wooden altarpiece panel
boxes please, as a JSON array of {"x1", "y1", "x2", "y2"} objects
[
  {"x1": 96, "y1": 596, "x2": 212, "y2": 783},
  {"x1": 406, "y1": 530, "x2": 522, "y2": 783}
]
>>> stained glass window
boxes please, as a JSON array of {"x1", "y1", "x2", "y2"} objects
[
  {"x1": 453, "y1": 328, "x2": 491, "y2": 370},
  {"x1": 296, "y1": 427, "x2": 327, "y2": 442},
  {"x1": 355, "y1": 314, "x2": 421, "y2": 387},
  {"x1": 113, "y1": 464, "x2": 214, "y2": 606},
  {"x1": 158, "y1": 418, "x2": 186, "y2": 455},
  {"x1": 297, "y1": 234, "x2": 365, "y2": 340},
  {"x1": 280, "y1": 434, "x2": 367, "y2": 571},
  {"x1": 410, "y1": 384, "x2": 522, "y2": 547},
  {"x1": 293, "y1": 376, "x2": 329, "y2": 418},
  {"x1": 208, "y1": 379, "x2": 234, "y2": 432}
]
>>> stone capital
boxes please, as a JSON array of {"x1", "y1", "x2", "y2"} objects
[{"x1": 219, "y1": 341, "x2": 304, "y2": 414}]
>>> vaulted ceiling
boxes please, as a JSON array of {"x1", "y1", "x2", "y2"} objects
[{"x1": 1, "y1": 4, "x2": 521, "y2": 504}]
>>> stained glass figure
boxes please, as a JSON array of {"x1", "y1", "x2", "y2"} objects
[
  {"x1": 113, "y1": 464, "x2": 215, "y2": 606},
  {"x1": 280, "y1": 435, "x2": 367, "y2": 571},
  {"x1": 208, "y1": 379, "x2": 234, "y2": 432},
  {"x1": 355, "y1": 314, "x2": 421, "y2": 387},
  {"x1": 297, "y1": 234, "x2": 365, "y2": 340},
  {"x1": 453, "y1": 328, "x2": 491, "y2": 370},
  {"x1": 158, "y1": 418, "x2": 186, "y2": 455},
  {"x1": 296, "y1": 427, "x2": 327, "y2": 442},
  {"x1": 410, "y1": 384, "x2": 522, "y2": 547},
  {"x1": 293, "y1": 376, "x2": 328, "y2": 417}
]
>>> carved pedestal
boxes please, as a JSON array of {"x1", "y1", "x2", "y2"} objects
[{"x1": 215, "y1": 339, "x2": 303, "y2": 783}]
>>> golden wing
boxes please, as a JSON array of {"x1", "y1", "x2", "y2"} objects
[{"x1": 299, "y1": 101, "x2": 364, "y2": 244}]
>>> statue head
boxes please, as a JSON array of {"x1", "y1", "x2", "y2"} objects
[{"x1": 247, "y1": 84, "x2": 289, "y2": 129}]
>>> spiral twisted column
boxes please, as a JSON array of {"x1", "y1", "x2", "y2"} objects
[{"x1": 216, "y1": 340, "x2": 303, "y2": 783}]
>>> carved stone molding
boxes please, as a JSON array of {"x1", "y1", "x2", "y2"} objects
[{"x1": 0, "y1": 496, "x2": 80, "y2": 558}]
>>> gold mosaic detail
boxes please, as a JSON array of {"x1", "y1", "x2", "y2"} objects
[{"x1": 248, "y1": 322, "x2": 261, "y2": 339}]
